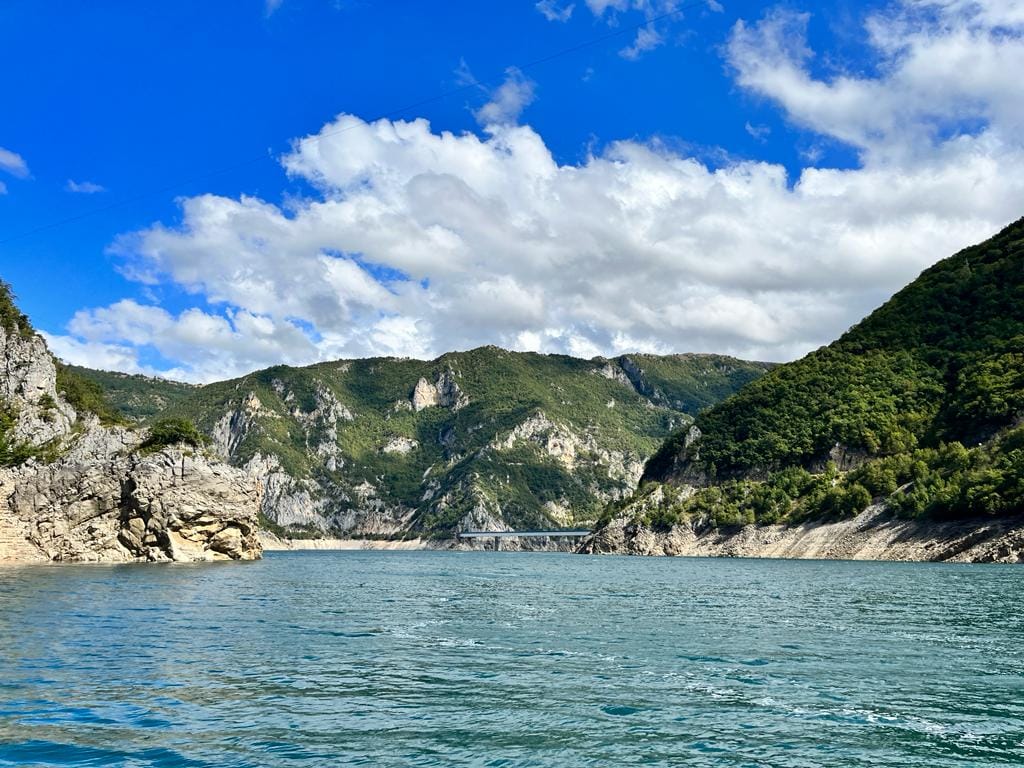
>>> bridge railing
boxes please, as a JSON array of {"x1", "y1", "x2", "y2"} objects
[{"x1": 457, "y1": 530, "x2": 591, "y2": 538}]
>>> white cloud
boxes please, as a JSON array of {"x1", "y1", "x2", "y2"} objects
[
  {"x1": 728, "y1": 2, "x2": 1024, "y2": 162},
  {"x1": 265, "y1": 0, "x2": 284, "y2": 16},
  {"x1": 0, "y1": 147, "x2": 28, "y2": 178},
  {"x1": 536, "y1": 0, "x2": 575, "y2": 22},
  {"x1": 71, "y1": 119, "x2": 1021, "y2": 380},
  {"x1": 66, "y1": 179, "x2": 105, "y2": 194},
  {"x1": 54, "y1": 0, "x2": 1024, "y2": 382},
  {"x1": 745, "y1": 121, "x2": 770, "y2": 141},
  {"x1": 555, "y1": 0, "x2": 694, "y2": 58},
  {"x1": 51, "y1": 300, "x2": 320, "y2": 383},
  {"x1": 585, "y1": 0, "x2": 630, "y2": 13},
  {"x1": 918, "y1": 0, "x2": 1024, "y2": 28},
  {"x1": 620, "y1": 22, "x2": 664, "y2": 59},
  {"x1": 43, "y1": 333, "x2": 146, "y2": 375},
  {"x1": 473, "y1": 68, "x2": 537, "y2": 127}
]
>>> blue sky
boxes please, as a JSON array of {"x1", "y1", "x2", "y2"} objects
[{"x1": 1, "y1": 0, "x2": 1022, "y2": 381}]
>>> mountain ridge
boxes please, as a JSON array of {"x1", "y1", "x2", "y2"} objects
[{"x1": 68, "y1": 347, "x2": 771, "y2": 539}]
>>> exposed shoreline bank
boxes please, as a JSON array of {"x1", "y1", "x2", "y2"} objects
[
  {"x1": 580, "y1": 506, "x2": 1024, "y2": 563},
  {"x1": 258, "y1": 532, "x2": 581, "y2": 553},
  {"x1": 259, "y1": 533, "x2": 434, "y2": 551}
]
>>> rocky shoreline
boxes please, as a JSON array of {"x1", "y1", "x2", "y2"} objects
[{"x1": 580, "y1": 505, "x2": 1024, "y2": 563}]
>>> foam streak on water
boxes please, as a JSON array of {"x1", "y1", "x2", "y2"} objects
[{"x1": 1, "y1": 552, "x2": 1022, "y2": 767}]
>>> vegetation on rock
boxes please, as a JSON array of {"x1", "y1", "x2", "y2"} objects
[
  {"x1": 140, "y1": 418, "x2": 209, "y2": 454},
  {"x1": 0, "y1": 405, "x2": 37, "y2": 467},
  {"x1": 55, "y1": 364, "x2": 128, "y2": 427},
  {"x1": 0, "y1": 280, "x2": 34, "y2": 340}
]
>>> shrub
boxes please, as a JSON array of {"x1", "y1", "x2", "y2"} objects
[
  {"x1": 140, "y1": 418, "x2": 209, "y2": 453},
  {"x1": 647, "y1": 505, "x2": 682, "y2": 531},
  {"x1": 0, "y1": 281, "x2": 34, "y2": 339}
]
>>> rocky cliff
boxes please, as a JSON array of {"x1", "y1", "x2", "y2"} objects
[{"x1": 0, "y1": 288, "x2": 261, "y2": 563}]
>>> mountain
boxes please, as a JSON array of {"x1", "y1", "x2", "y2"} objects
[
  {"x1": 587, "y1": 218, "x2": 1024, "y2": 562},
  {"x1": 0, "y1": 283, "x2": 261, "y2": 563},
  {"x1": 72, "y1": 349, "x2": 771, "y2": 539}
]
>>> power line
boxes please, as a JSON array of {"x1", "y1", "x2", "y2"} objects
[{"x1": 0, "y1": 0, "x2": 724, "y2": 246}]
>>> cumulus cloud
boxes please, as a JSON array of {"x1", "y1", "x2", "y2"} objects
[
  {"x1": 473, "y1": 67, "x2": 537, "y2": 126},
  {"x1": 66, "y1": 179, "x2": 105, "y2": 194},
  {"x1": 0, "y1": 147, "x2": 28, "y2": 178},
  {"x1": 48, "y1": 300, "x2": 320, "y2": 383},
  {"x1": 43, "y1": 334, "x2": 147, "y2": 376},
  {"x1": 53, "y1": 0, "x2": 1024, "y2": 382}
]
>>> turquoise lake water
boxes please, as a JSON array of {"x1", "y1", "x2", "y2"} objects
[{"x1": 0, "y1": 551, "x2": 1022, "y2": 766}]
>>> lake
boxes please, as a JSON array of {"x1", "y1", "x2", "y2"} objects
[{"x1": 1, "y1": 551, "x2": 1022, "y2": 766}]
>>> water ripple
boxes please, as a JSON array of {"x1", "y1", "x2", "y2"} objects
[{"x1": 0, "y1": 552, "x2": 1022, "y2": 766}]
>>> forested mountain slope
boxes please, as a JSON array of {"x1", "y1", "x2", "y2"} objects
[
  {"x1": 594, "y1": 218, "x2": 1024, "y2": 556},
  {"x1": 62, "y1": 366, "x2": 195, "y2": 422}
]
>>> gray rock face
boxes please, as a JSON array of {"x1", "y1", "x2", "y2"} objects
[
  {"x1": 492, "y1": 410, "x2": 645, "y2": 491},
  {"x1": 0, "y1": 325, "x2": 75, "y2": 446},
  {"x1": 244, "y1": 453, "x2": 328, "y2": 531},
  {"x1": 122, "y1": 447, "x2": 261, "y2": 562},
  {"x1": 0, "y1": 316, "x2": 261, "y2": 563},
  {"x1": 411, "y1": 369, "x2": 469, "y2": 412},
  {"x1": 1, "y1": 425, "x2": 262, "y2": 563}
]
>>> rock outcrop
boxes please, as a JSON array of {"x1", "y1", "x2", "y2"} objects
[
  {"x1": 1, "y1": 428, "x2": 261, "y2": 563},
  {"x1": 0, "y1": 311, "x2": 261, "y2": 564},
  {"x1": 411, "y1": 369, "x2": 469, "y2": 412},
  {"x1": 0, "y1": 325, "x2": 75, "y2": 446},
  {"x1": 492, "y1": 410, "x2": 645, "y2": 489}
]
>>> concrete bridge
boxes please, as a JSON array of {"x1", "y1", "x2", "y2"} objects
[{"x1": 458, "y1": 529, "x2": 591, "y2": 551}]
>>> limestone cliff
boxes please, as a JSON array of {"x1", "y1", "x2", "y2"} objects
[{"x1": 0, "y1": 301, "x2": 261, "y2": 564}]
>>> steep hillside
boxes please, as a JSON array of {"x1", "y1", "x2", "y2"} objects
[
  {"x1": 132, "y1": 349, "x2": 771, "y2": 538},
  {"x1": 594, "y1": 219, "x2": 1024, "y2": 560}
]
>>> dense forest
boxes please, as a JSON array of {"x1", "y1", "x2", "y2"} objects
[{"x1": 634, "y1": 218, "x2": 1024, "y2": 527}]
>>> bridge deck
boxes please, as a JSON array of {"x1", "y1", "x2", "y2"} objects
[{"x1": 458, "y1": 530, "x2": 591, "y2": 538}]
